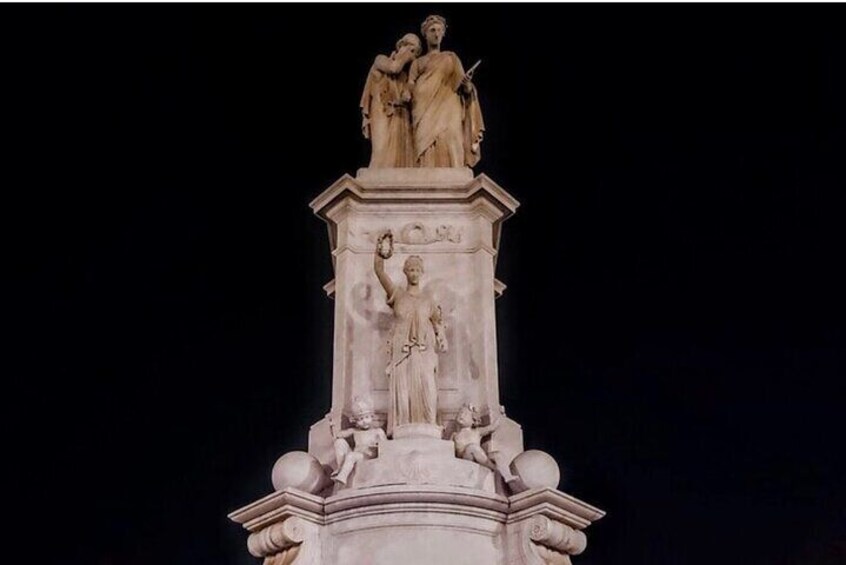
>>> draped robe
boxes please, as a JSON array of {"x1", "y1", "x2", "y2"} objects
[
  {"x1": 385, "y1": 287, "x2": 442, "y2": 435},
  {"x1": 409, "y1": 51, "x2": 484, "y2": 168},
  {"x1": 360, "y1": 59, "x2": 415, "y2": 168}
]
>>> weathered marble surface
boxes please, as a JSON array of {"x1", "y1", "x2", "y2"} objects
[
  {"x1": 229, "y1": 486, "x2": 605, "y2": 565},
  {"x1": 309, "y1": 168, "x2": 518, "y2": 451},
  {"x1": 229, "y1": 168, "x2": 606, "y2": 564}
]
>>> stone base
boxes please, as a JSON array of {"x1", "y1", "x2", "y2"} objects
[
  {"x1": 340, "y1": 436, "x2": 495, "y2": 493},
  {"x1": 351, "y1": 451, "x2": 495, "y2": 492},
  {"x1": 355, "y1": 166, "x2": 474, "y2": 187},
  {"x1": 379, "y1": 436, "x2": 454, "y2": 458},
  {"x1": 392, "y1": 423, "x2": 444, "y2": 439},
  {"x1": 229, "y1": 486, "x2": 605, "y2": 565}
]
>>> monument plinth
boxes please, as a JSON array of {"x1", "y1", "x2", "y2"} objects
[{"x1": 229, "y1": 15, "x2": 604, "y2": 564}]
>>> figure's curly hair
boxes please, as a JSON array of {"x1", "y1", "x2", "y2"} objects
[
  {"x1": 403, "y1": 255, "x2": 424, "y2": 273},
  {"x1": 420, "y1": 14, "x2": 447, "y2": 37},
  {"x1": 396, "y1": 33, "x2": 422, "y2": 57},
  {"x1": 458, "y1": 403, "x2": 482, "y2": 426},
  {"x1": 350, "y1": 396, "x2": 375, "y2": 421}
]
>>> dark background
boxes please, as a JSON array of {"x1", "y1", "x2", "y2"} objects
[{"x1": 6, "y1": 5, "x2": 845, "y2": 565}]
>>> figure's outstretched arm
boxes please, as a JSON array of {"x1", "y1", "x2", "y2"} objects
[
  {"x1": 477, "y1": 414, "x2": 501, "y2": 437},
  {"x1": 372, "y1": 48, "x2": 416, "y2": 75},
  {"x1": 374, "y1": 252, "x2": 395, "y2": 298},
  {"x1": 330, "y1": 416, "x2": 354, "y2": 438},
  {"x1": 335, "y1": 427, "x2": 355, "y2": 440}
]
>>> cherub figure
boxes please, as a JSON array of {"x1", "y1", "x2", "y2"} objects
[
  {"x1": 451, "y1": 404, "x2": 518, "y2": 483},
  {"x1": 330, "y1": 397, "x2": 387, "y2": 485}
]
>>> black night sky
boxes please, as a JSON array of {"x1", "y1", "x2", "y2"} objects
[{"x1": 7, "y1": 5, "x2": 845, "y2": 565}]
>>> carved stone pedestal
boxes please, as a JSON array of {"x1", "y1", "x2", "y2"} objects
[
  {"x1": 229, "y1": 168, "x2": 605, "y2": 563},
  {"x1": 229, "y1": 485, "x2": 604, "y2": 565},
  {"x1": 307, "y1": 167, "x2": 520, "y2": 441}
]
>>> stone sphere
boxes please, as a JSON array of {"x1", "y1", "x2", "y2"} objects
[
  {"x1": 271, "y1": 451, "x2": 328, "y2": 494},
  {"x1": 510, "y1": 450, "x2": 561, "y2": 489}
]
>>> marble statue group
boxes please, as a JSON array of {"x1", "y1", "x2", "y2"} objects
[
  {"x1": 361, "y1": 15, "x2": 484, "y2": 168},
  {"x1": 229, "y1": 14, "x2": 605, "y2": 565}
]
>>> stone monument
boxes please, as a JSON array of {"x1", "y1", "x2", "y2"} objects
[{"x1": 229, "y1": 15, "x2": 605, "y2": 564}]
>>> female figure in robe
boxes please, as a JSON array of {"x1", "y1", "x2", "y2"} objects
[
  {"x1": 406, "y1": 15, "x2": 484, "y2": 168},
  {"x1": 360, "y1": 33, "x2": 422, "y2": 168},
  {"x1": 374, "y1": 234, "x2": 448, "y2": 436}
]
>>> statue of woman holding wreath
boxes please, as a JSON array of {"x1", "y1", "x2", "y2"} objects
[{"x1": 373, "y1": 231, "x2": 448, "y2": 436}]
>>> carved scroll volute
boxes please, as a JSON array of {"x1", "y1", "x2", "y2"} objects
[
  {"x1": 247, "y1": 517, "x2": 321, "y2": 565},
  {"x1": 509, "y1": 516, "x2": 588, "y2": 565},
  {"x1": 529, "y1": 516, "x2": 587, "y2": 556}
]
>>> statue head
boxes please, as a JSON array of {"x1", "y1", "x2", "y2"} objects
[
  {"x1": 350, "y1": 396, "x2": 375, "y2": 429},
  {"x1": 402, "y1": 255, "x2": 424, "y2": 285},
  {"x1": 420, "y1": 15, "x2": 447, "y2": 47},
  {"x1": 396, "y1": 33, "x2": 422, "y2": 58},
  {"x1": 457, "y1": 403, "x2": 481, "y2": 428}
]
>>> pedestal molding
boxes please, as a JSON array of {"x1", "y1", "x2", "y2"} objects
[
  {"x1": 325, "y1": 484, "x2": 509, "y2": 515},
  {"x1": 230, "y1": 484, "x2": 604, "y2": 564},
  {"x1": 509, "y1": 488, "x2": 606, "y2": 523},
  {"x1": 326, "y1": 501, "x2": 507, "y2": 528},
  {"x1": 311, "y1": 173, "x2": 519, "y2": 224},
  {"x1": 228, "y1": 488, "x2": 325, "y2": 531}
]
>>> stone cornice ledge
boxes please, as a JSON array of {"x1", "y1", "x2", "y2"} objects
[
  {"x1": 310, "y1": 172, "x2": 520, "y2": 223},
  {"x1": 228, "y1": 488, "x2": 325, "y2": 531},
  {"x1": 508, "y1": 487, "x2": 606, "y2": 529},
  {"x1": 228, "y1": 485, "x2": 605, "y2": 534}
]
